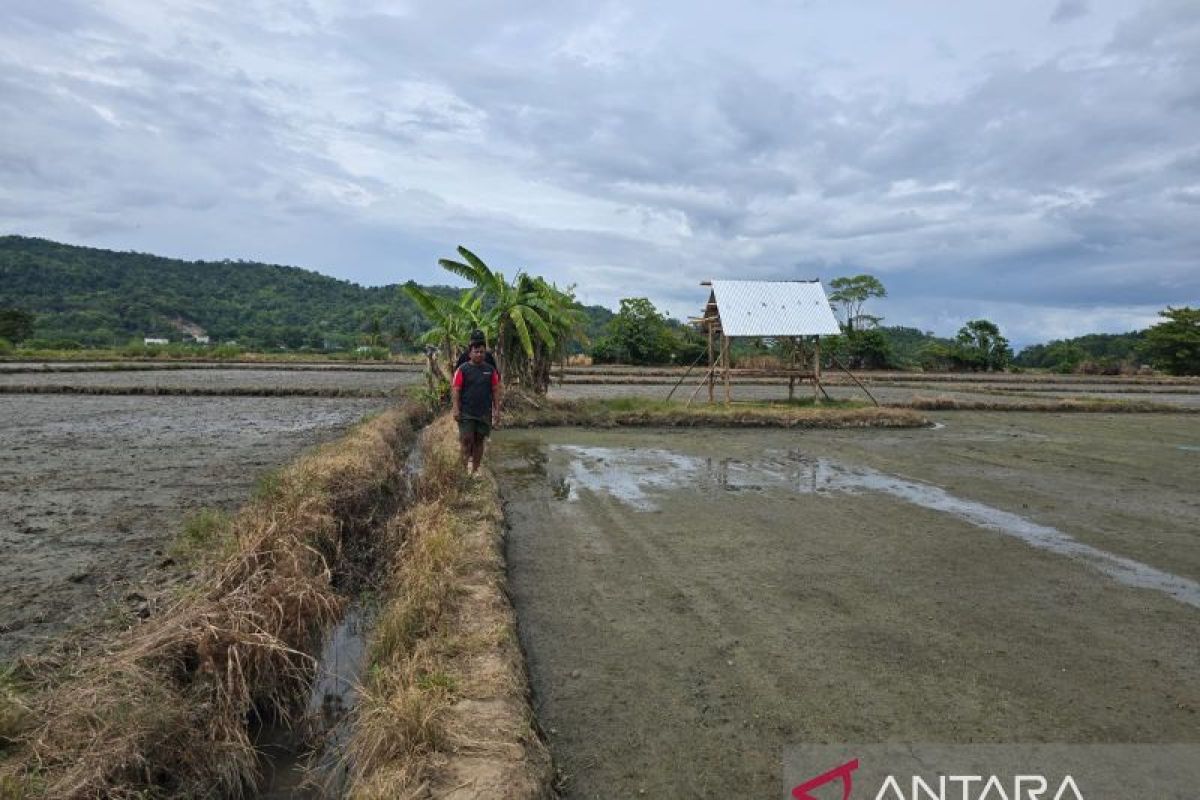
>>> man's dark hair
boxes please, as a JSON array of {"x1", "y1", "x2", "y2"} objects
[
  {"x1": 469, "y1": 340, "x2": 485, "y2": 351},
  {"x1": 469, "y1": 329, "x2": 486, "y2": 345}
]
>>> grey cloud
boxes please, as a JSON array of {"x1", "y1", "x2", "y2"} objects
[
  {"x1": 1051, "y1": 0, "x2": 1090, "y2": 24},
  {"x1": 1, "y1": 0, "x2": 1196, "y2": 344}
]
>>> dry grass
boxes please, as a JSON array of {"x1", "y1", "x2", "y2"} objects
[
  {"x1": 504, "y1": 396, "x2": 930, "y2": 429},
  {"x1": 0, "y1": 403, "x2": 429, "y2": 798},
  {"x1": 345, "y1": 416, "x2": 552, "y2": 799},
  {"x1": 900, "y1": 395, "x2": 1198, "y2": 413}
]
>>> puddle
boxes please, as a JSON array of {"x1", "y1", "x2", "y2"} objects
[
  {"x1": 1177, "y1": 445, "x2": 1200, "y2": 452},
  {"x1": 256, "y1": 605, "x2": 371, "y2": 798},
  {"x1": 550, "y1": 445, "x2": 1200, "y2": 610}
]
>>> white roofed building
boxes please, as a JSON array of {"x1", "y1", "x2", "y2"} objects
[
  {"x1": 705, "y1": 280, "x2": 841, "y2": 338},
  {"x1": 692, "y1": 279, "x2": 846, "y2": 405}
]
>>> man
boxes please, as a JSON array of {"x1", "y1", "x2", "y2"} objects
[{"x1": 452, "y1": 339, "x2": 502, "y2": 476}]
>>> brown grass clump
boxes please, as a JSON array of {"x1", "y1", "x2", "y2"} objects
[
  {"x1": 345, "y1": 416, "x2": 553, "y2": 799},
  {"x1": 900, "y1": 395, "x2": 1198, "y2": 414},
  {"x1": 504, "y1": 396, "x2": 930, "y2": 429},
  {"x1": 0, "y1": 403, "x2": 429, "y2": 798}
]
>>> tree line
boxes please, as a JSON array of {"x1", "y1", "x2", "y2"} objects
[{"x1": 2, "y1": 236, "x2": 1196, "y2": 376}]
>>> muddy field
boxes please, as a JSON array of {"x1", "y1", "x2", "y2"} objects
[
  {"x1": 547, "y1": 379, "x2": 1200, "y2": 408},
  {"x1": 495, "y1": 413, "x2": 1200, "y2": 798},
  {"x1": 0, "y1": 394, "x2": 388, "y2": 661},
  {"x1": 0, "y1": 366, "x2": 422, "y2": 392}
]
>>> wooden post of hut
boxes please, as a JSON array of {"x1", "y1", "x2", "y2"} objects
[
  {"x1": 707, "y1": 323, "x2": 715, "y2": 404},
  {"x1": 812, "y1": 337, "x2": 822, "y2": 404},
  {"x1": 722, "y1": 334, "x2": 732, "y2": 405},
  {"x1": 787, "y1": 337, "x2": 798, "y2": 402}
]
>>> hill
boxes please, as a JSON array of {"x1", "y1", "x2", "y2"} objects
[
  {"x1": 1014, "y1": 331, "x2": 1144, "y2": 372},
  {"x1": 0, "y1": 236, "x2": 612, "y2": 351}
]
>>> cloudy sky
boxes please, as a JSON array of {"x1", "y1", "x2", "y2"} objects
[{"x1": 2, "y1": 0, "x2": 1197, "y2": 347}]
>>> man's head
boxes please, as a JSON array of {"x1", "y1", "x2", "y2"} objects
[
  {"x1": 469, "y1": 341, "x2": 485, "y2": 364},
  {"x1": 469, "y1": 329, "x2": 486, "y2": 347}
]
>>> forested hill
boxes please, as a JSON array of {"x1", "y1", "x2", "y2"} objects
[{"x1": 0, "y1": 236, "x2": 612, "y2": 350}]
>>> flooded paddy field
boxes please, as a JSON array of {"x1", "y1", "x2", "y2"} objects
[
  {"x1": 549, "y1": 377, "x2": 1200, "y2": 408},
  {"x1": 495, "y1": 413, "x2": 1200, "y2": 798},
  {"x1": 0, "y1": 393, "x2": 388, "y2": 660},
  {"x1": 0, "y1": 366, "x2": 422, "y2": 393}
]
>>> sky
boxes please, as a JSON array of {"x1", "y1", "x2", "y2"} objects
[{"x1": 1, "y1": 0, "x2": 1197, "y2": 348}]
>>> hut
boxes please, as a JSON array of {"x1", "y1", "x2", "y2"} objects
[{"x1": 691, "y1": 279, "x2": 843, "y2": 404}]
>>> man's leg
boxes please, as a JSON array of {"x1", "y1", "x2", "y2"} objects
[
  {"x1": 459, "y1": 421, "x2": 474, "y2": 469},
  {"x1": 471, "y1": 432, "x2": 487, "y2": 473}
]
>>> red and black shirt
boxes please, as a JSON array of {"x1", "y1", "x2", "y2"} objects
[{"x1": 452, "y1": 361, "x2": 500, "y2": 420}]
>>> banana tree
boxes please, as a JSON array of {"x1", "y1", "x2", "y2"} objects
[
  {"x1": 437, "y1": 247, "x2": 556, "y2": 384},
  {"x1": 401, "y1": 284, "x2": 485, "y2": 365},
  {"x1": 408, "y1": 246, "x2": 586, "y2": 393}
]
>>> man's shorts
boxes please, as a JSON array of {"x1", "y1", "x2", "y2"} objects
[{"x1": 458, "y1": 416, "x2": 492, "y2": 439}]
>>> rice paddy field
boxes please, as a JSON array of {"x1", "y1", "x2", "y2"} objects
[
  {"x1": 495, "y1": 413, "x2": 1200, "y2": 798},
  {"x1": 1, "y1": 361, "x2": 1198, "y2": 797},
  {"x1": 0, "y1": 390, "x2": 390, "y2": 661}
]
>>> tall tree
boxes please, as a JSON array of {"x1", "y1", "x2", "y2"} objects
[
  {"x1": 592, "y1": 298, "x2": 674, "y2": 365},
  {"x1": 0, "y1": 308, "x2": 35, "y2": 343},
  {"x1": 1140, "y1": 306, "x2": 1200, "y2": 376},
  {"x1": 828, "y1": 275, "x2": 887, "y2": 332},
  {"x1": 954, "y1": 319, "x2": 1012, "y2": 371}
]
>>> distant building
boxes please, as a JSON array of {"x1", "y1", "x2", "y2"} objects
[
  {"x1": 143, "y1": 337, "x2": 169, "y2": 345},
  {"x1": 191, "y1": 335, "x2": 210, "y2": 344}
]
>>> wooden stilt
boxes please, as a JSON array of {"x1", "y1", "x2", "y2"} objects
[
  {"x1": 789, "y1": 336, "x2": 798, "y2": 402},
  {"x1": 707, "y1": 324, "x2": 715, "y2": 404},
  {"x1": 722, "y1": 335, "x2": 731, "y2": 405},
  {"x1": 812, "y1": 337, "x2": 822, "y2": 404}
]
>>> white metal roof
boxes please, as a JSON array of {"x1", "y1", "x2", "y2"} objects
[{"x1": 708, "y1": 280, "x2": 842, "y2": 337}]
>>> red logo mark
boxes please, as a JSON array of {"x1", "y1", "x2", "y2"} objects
[{"x1": 792, "y1": 758, "x2": 860, "y2": 800}]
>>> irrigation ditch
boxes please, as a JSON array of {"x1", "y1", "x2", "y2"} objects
[{"x1": 0, "y1": 403, "x2": 550, "y2": 799}]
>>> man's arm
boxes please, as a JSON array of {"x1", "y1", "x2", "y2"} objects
[
  {"x1": 492, "y1": 380, "x2": 503, "y2": 427},
  {"x1": 451, "y1": 367, "x2": 463, "y2": 420}
]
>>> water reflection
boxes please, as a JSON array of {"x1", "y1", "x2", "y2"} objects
[{"x1": 545, "y1": 444, "x2": 1200, "y2": 610}]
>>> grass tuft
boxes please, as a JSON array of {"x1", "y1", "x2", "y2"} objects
[
  {"x1": 343, "y1": 416, "x2": 552, "y2": 798},
  {"x1": 504, "y1": 395, "x2": 929, "y2": 428}
]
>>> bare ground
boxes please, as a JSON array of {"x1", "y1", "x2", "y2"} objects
[
  {"x1": 494, "y1": 413, "x2": 1200, "y2": 798},
  {"x1": 0, "y1": 367, "x2": 423, "y2": 392},
  {"x1": 0, "y1": 394, "x2": 387, "y2": 661}
]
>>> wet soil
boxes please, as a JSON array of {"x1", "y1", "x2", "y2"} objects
[
  {"x1": 0, "y1": 394, "x2": 387, "y2": 661},
  {"x1": 494, "y1": 413, "x2": 1200, "y2": 798},
  {"x1": 0, "y1": 367, "x2": 422, "y2": 392}
]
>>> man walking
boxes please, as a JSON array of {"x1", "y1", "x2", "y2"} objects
[{"x1": 452, "y1": 339, "x2": 502, "y2": 476}]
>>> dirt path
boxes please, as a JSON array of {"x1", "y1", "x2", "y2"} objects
[{"x1": 494, "y1": 414, "x2": 1200, "y2": 798}]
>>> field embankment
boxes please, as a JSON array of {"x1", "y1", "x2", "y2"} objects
[
  {"x1": 0, "y1": 403, "x2": 429, "y2": 798},
  {"x1": 505, "y1": 396, "x2": 929, "y2": 429},
  {"x1": 345, "y1": 416, "x2": 552, "y2": 798},
  {"x1": 898, "y1": 395, "x2": 1199, "y2": 413}
]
